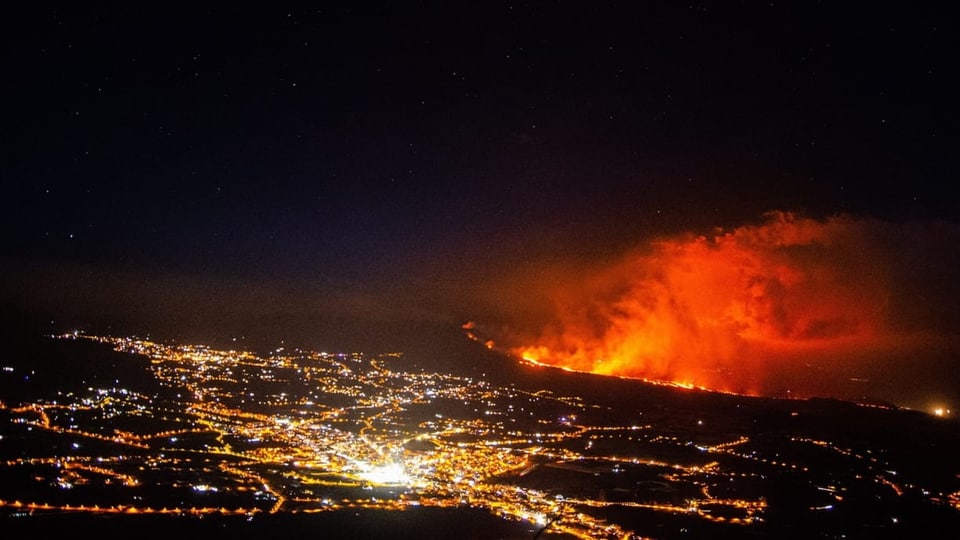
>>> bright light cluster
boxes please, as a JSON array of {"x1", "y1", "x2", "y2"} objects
[{"x1": 359, "y1": 462, "x2": 409, "y2": 485}]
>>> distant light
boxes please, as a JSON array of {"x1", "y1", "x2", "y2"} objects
[
  {"x1": 933, "y1": 407, "x2": 950, "y2": 417},
  {"x1": 359, "y1": 463, "x2": 409, "y2": 485},
  {"x1": 528, "y1": 512, "x2": 547, "y2": 526}
]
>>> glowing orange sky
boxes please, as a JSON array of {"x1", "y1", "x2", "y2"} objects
[
  {"x1": 7, "y1": 208, "x2": 958, "y2": 409},
  {"x1": 475, "y1": 211, "x2": 960, "y2": 401}
]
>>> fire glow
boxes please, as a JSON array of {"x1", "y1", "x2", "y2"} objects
[{"x1": 494, "y1": 211, "x2": 952, "y2": 398}]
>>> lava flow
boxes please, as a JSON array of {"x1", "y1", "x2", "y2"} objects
[{"x1": 478, "y1": 211, "x2": 960, "y2": 399}]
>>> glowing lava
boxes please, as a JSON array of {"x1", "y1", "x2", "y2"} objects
[{"x1": 500, "y1": 212, "x2": 918, "y2": 397}]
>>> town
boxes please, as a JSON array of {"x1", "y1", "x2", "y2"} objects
[{"x1": 1, "y1": 332, "x2": 958, "y2": 538}]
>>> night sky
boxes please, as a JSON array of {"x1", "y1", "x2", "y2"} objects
[{"x1": 2, "y1": 4, "x2": 958, "y2": 408}]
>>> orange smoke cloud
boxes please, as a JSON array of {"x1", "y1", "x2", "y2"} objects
[{"x1": 489, "y1": 211, "x2": 958, "y2": 399}]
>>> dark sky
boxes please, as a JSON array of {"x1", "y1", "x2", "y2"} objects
[{"x1": 2, "y1": 3, "x2": 958, "y2": 400}]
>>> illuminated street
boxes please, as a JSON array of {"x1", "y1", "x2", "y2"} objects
[{"x1": 2, "y1": 332, "x2": 959, "y2": 538}]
